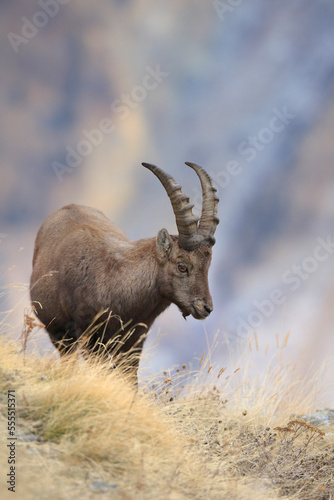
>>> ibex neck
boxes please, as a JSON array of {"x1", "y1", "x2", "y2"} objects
[{"x1": 107, "y1": 237, "x2": 170, "y2": 327}]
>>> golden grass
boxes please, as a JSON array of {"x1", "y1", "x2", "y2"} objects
[{"x1": 0, "y1": 327, "x2": 333, "y2": 499}]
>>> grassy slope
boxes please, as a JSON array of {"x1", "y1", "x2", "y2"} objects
[{"x1": 0, "y1": 335, "x2": 333, "y2": 500}]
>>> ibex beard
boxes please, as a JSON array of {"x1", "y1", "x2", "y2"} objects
[{"x1": 30, "y1": 162, "x2": 219, "y2": 382}]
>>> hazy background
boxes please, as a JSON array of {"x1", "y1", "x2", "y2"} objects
[{"x1": 1, "y1": 1, "x2": 334, "y2": 393}]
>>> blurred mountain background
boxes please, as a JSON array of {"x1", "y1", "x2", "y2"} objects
[{"x1": 1, "y1": 1, "x2": 334, "y2": 392}]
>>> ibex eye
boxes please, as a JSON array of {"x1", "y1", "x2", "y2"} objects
[{"x1": 178, "y1": 264, "x2": 188, "y2": 273}]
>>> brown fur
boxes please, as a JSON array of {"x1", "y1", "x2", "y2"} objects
[{"x1": 30, "y1": 203, "x2": 214, "y2": 377}]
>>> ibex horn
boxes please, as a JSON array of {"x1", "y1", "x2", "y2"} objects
[
  {"x1": 185, "y1": 162, "x2": 219, "y2": 246},
  {"x1": 142, "y1": 163, "x2": 204, "y2": 251}
]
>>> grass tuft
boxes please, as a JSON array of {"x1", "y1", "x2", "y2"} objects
[{"x1": 0, "y1": 328, "x2": 333, "y2": 499}]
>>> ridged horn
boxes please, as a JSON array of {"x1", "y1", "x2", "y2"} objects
[
  {"x1": 185, "y1": 162, "x2": 219, "y2": 246},
  {"x1": 142, "y1": 163, "x2": 204, "y2": 250}
]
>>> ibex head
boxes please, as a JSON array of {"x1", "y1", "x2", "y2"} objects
[{"x1": 142, "y1": 162, "x2": 219, "y2": 320}]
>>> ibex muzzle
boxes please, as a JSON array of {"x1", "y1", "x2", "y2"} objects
[{"x1": 30, "y1": 162, "x2": 219, "y2": 379}]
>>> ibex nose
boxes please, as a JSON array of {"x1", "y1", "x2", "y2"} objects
[
  {"x1": 204, "y1": 305, "x2": 213, "y2": 315},
  {"x1": 192, "y1": 300, "x2": 213, "y2": 319}
]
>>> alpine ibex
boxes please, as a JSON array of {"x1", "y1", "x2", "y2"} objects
[{"x1": 30, "y1": 162, "x2": 219, "y2": 378}]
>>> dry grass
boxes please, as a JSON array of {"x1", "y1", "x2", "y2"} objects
[{"x1": 0, "y1": 325, "x2": 333, "y2": 499}]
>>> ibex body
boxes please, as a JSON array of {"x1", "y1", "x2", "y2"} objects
[{"x1": 30, "y1": 163, "x2": 219, "y2": 378}]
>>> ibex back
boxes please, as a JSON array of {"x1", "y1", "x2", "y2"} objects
[{"x1": 30, "y1": 162, "x2": 219, "y2": 379}]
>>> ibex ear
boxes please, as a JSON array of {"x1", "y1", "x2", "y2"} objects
[{"x1": 156, "y1": 229, "x2": 173, "y2": 259}]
